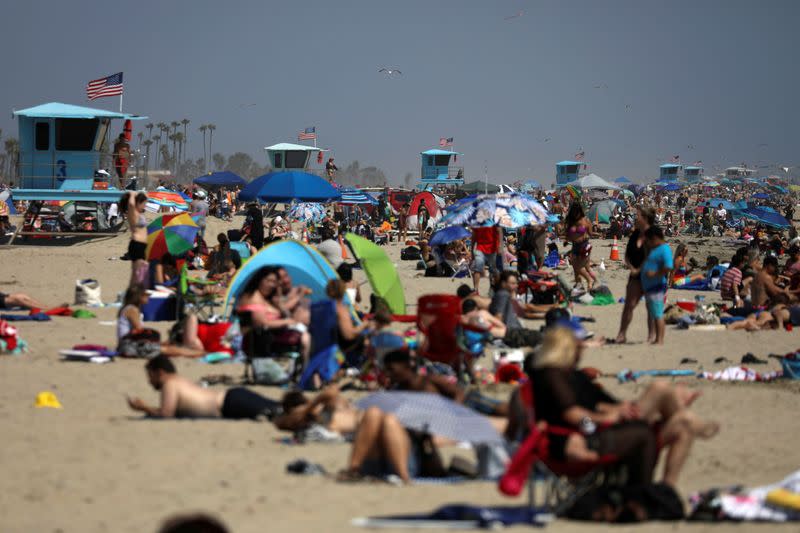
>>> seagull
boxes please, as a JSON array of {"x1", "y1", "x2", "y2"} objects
[
  {"x1": 593, "y1": 83, "x2": 608, "y2": 89},
  {"x1": 539, "y1": 137, "x2": 551, "y2": 143},
  {"x1": 379, "y1": 68, "x2": 402, "y2": 76},
  {"x1": 504, "y1": 10, "x2": 524, "y2": 20},
  {"x1": 625, "y1": 104, "x2": 631, "y2": 110},
  {"x1": 687, "y1": 144, "x2": 695, "y2": 150},
  {"x1": 238, "y1": 103, "x2": 257, "y2": 108}
]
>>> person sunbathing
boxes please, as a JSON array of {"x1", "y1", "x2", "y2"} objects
[
  {"x1": 670, "y1": 244, "x2": 706, "y2": 287},
  {"x1": 126, "y1": 355, "x2": 279, "y2": 419},
  {"x1": 0, "y1": 290, "x2": 49, "y2": 311},
  {"x1": 275, "y1": 386, "x2": 423, "y2": 483}
]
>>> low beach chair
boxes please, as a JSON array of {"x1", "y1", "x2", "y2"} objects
[
  {"x1": 238, "y1": 311, "x2": 304, "y2": 386},
  {"x1": 498, "y1": 383, "x2": 623, "y2": 516},
  {"x1": 298, "y1": 299, "x2": 341, "y2": 390}
]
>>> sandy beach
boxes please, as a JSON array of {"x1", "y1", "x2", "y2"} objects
[{"x1": 1, "y1": 216, "x2": 799, "y2": 533}]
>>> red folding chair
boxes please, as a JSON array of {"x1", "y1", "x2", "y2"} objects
[
  {"x1": 416, "y1": 294, "x2": 462, "y2": 366},
  {"x1": 499, "y1": 383, "x2": 621, "y2": 515}
]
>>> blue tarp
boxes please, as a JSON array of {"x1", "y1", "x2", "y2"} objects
[
  {"x1": 194, "y1": 171, "x2": 246, "y2": 188},
  {"x1": 222, "y1": 240, "x2": 340, "y2": 317},
  {"x1": 238, "y1": 171, "x2": 341, "y2": 203}
]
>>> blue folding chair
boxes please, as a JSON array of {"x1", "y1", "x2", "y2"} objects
[{"x1": 298, "y1": 299, "x2": 342, "y2": 390}]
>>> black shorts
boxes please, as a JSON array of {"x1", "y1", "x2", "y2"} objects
[
  {"x1": 221, "y1": 387, "x2": 280, "y2": 420},
  {"x1": 0, "y1": 292, "x2": 6, "y2": 309},
  {"x1": 128, "y1": 240, "x2": 147, "y2": 261}
]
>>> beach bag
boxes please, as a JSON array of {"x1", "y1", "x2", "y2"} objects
[
  {"x1": 780, "y1": 355, "x2": 800, "y2": 380},
  {"x1": 401, "y1": 246, "x2": 421, "y2": 260},
  {"x1": 565, "y1": 483, "x2": 684, "y2": 522},
  {"x1": 118, "y1": 328, "x2": 161, "y2": 358},
  {"x1": 251, "y1": 358, "x2": 290, "y2": 385},
  {"x1": 75, "y1": 279, "x2": 102, "y2": 306},
  {"x1": 0, "y1": 319, "x2": 19, "y2": 352}
]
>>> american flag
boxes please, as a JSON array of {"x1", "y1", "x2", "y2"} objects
[
  {"x1": 670, "y1": 155, "x2": 680, "y2": 163},
  {"x1": 86, "y1": 72, "x2": 124, "y2": 100},
  {"x1": 298, "y1": 127, "x2": 316, "y2": 141},
  {"x1": 574, "y1": 150, "x2": 585, "y2": 161},
  {"x1": 694, "y1": 160, "x2": 703, "y2": 166},
  {"x1": 439, "y1": 137, "x2": 453, "y2": 147}
]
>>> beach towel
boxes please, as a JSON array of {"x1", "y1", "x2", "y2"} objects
[
  {"x1": 712, "y1": 470, "x2": 800, "y2": 521},
  {"x1": 590, "y1": 293, "x2": 615, "y2": 306},
  {"x1": 352, "y1": 504, "x2": 550, "y2": 529},
  {"x1": 698, "y1": 365, "x2": 782, "y2": 382},
  {"x1": 0, "y1": 312, "x2": 51, "y2": 321},
  {"x1": 617, "y1": 369, "x2": 696, "y2": 383},
  {"x1": 675, "y1": 279, "x2": 712, "y2": 291}
]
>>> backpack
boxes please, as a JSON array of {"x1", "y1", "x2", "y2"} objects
[
  {"x1": 401, "y1": 246, "x2": 421, "y2": 260},
  {"x1": 118, "y1": 328, "x2": 161, "y2": 358},
  {"x1": 565, "y1": 483, "x2": 684, "y2": 522}
]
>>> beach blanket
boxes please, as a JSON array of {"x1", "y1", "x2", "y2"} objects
[
  {"x1": 674, "y1": 279, "x2": 712, "y2": 291},
  {"x1": 0, "y1": 312, "x2": 51, "y2": 321},
  {"x1": 352, "y1": 504, "x2": 550, "y2": 529},
  {"x1": 698, "y1": 366, "x2": 782, "y2": 382}
]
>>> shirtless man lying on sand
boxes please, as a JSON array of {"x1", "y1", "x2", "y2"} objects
[{"x1": 127, "y1": 355, "x2": 279, "y2": 420}]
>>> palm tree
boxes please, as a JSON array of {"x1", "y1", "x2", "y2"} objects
[
  {"x1": 199, "y1": 125, "x2": 208, "y2": 173},
  {"x1": 173, "y1": 132, "x2": 185, "y2": 177},
  {"x1": 168, "y1": 133, "x2": 178, "y2": 175},
  {"x1": 207, "y1": 124, "x2": 216, "y2": 165},
  {"x1": 152, "y1": 134, "x2": 162, "y2": 170},
  {"x1": 170, "y1": 121, "x2": 179, "y2": 135},
  {"x1": 145, "y1": 123, "x2": 154, "y2": 139},
  {"x1": 136, "y1": 131, "x2": 144, "y2": 151},
  {"x1": 4, "y1": 138, "x2": 19, "y2": 181},
  {"x1": 142, "y1": 139, "x2": 153, "y2": 180},
  {"x1": 180, "y1": 119, "x2": 190, "y2": 164}
]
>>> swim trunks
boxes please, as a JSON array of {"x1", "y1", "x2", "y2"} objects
[
  {"x1": 221, "y1": 387, "x2": 280, "y2": 420},
  {"x1": 128, "y1": 240, "x2": 147, "y2": 261}
]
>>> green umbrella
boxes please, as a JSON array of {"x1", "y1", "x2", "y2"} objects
[{"x1": 344, "y1": 233, "x2": 405, "y2": 314}]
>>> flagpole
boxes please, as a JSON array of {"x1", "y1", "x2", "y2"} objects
[{"x1": 119, "y1": 93, "x2": 123, "y2": 113}]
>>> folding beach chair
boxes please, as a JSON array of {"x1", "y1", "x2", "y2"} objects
[
  {"x1": 499, "y1": 383, "x2": 623, "y2": 516},
  {"x1": 237, "y1": 311, "x2": 304, "y2": 386},
  {"x1": 416, "y1": 294, "x2": 490, "y2": 382},
  {"x1": 177, "y1": 264, "x2": 221, "y2": 321}
]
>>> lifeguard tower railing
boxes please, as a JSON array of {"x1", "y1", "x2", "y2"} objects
[{"x1": 420, "y1": 166, "x2": 464, "y2": 184}]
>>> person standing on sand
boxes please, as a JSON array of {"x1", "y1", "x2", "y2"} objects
[
  {"x1": 127, "y1": 355, "x2": 280, "y2": 419},
  {"x1": 640, "y1": 226, "x2": 672, "y2": 345},
  {"x1": 120, "y1": 191, "x2": 149, "y2": 287},
  {"x1": 398, "y1": 202, "x2": 409, "y2": 243},
  {"x1": 615, "y1": 206, "x2": 655, "y2": 344}
]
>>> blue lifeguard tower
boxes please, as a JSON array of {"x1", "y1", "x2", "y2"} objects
[
  {"x1": 658, "y1": 164, "x2": 682, "y2": 182},
  {"x1": 12, "y1": 102, "x2": 146, "y2": 201},
  {"x1": 264, "y1": 142, "x2": 328, "y2": 174},
  {"x1": 419, "y1": 148, "x2": 464, "y2": 189},
  {"x1": 556, "y1": 161, "x2": 584, "y2": 187},
  {"x1": 684, "y1": 166, "x2": 703, "y2": 183}
]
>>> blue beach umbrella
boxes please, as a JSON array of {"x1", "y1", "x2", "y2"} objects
[
  {"x1": 740, "y1": 207, "x2": 791, "y2": 229},
  {"x1": 614, "y1": 176, "x2": 632, "y2": 184},
  {"x1": 238, "y1": 171, "x2": 341, "y2": 203},
  {"x1": 194, "y1": 171, "x2": 247, "y2": 188},
  {"x1": 429, "y1": 225, "x2": 471, "y2": 247}
]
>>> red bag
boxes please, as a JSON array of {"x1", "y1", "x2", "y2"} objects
[{"x1": 0, "y1": 320, "x2": 19, "y2": 352}]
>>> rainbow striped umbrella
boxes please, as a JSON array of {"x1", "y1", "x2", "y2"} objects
[
  {"x1": 146, "y1": 213, "x2": 199, "y2": 260},
  {"x1": 146, "y1": 191, "x2": 189, "y2": 212}
]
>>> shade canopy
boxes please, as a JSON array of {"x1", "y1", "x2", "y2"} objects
[
  {"x1": 339, "y1": 187, "x2": 379, "y2": 205},
  {"x1": 587, "y1": 200, "x2": 619, "y2": 224},
  {"x1": 566, "y1": 173, "x2": 621, "y2": 191},
  {"x1": 614, "y1": 176, "x2": 632, "y2": 184},
  {"x1": 193, "y1": 171, "x2": 246, "y2": 188},
  {"x1": 223, "y1": 240, "x2": 339, "y2": 317},
  {"x1": 345, "y1": 233, "x2": 405, "y2": 314},
  {"x1": 238, "y1": 171, "x2": 341, "y2": 203},
  {"x1": 13, "y1": 102, "x2": 146, "y2": 120}
]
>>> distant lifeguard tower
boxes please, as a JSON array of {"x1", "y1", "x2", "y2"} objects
[
  {"x1": 556, "y1": 161, "x2": 584, "y2": 186},
  {"x1": 264, "y1": 142, "x2": 328, "y2": 175},
  {"x1": 659, "y1": 164, "x2": 682, "y2": 182},
  {"x1": 419, "y1": 148, "x2": 464, "y2": 190},
  {"x1": 12, "y1": 102, "x2": 146, "y2": 201},
  {"x1": 684, "y1": 166, "x2": 703, "y2": 183}
]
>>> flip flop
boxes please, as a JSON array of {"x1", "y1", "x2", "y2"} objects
[
  {"x1": 741, "y1": 353, "x2": 767, "y2": 365},
  {"x1": 713, "y1": 356, "x2": 731, "y2": 364},
  {"x1": 680, "y1": 357, "x2": 698, "y2": 365}
]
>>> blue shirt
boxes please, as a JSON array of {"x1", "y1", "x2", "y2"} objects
[{"x1": 641, "y1": 243, "x2": 673, "y2": 293}]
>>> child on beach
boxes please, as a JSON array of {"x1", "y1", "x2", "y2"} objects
[{"x1": 641, "y1": 226, "x2": 672, "y2": 345}]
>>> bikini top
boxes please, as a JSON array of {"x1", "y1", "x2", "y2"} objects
[
  {"x1": 136, "y1": 214, "x2": 147, "y2": 228},
  {"x1": 567, "y1": 225, "x2": 587, "y2": 239}
]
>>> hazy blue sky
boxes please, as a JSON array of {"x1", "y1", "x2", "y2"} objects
[{"x1": 1, "y1": 0, "x2": 797, "y2": 184}]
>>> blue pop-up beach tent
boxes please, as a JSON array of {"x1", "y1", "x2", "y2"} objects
[
  {"x1": 222, "y1": 240, "x2": 339, "y2": 317},
  {"x1": 194, "y1": 171, "x2": 246, "y2": 188},
  {"x1": 238, "y1": 171, "x2": 341, "y2": 203}
]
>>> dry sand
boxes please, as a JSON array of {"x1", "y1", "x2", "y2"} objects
[{"x1": 1, "y1": 216, "x2": 799, "y2": 532}]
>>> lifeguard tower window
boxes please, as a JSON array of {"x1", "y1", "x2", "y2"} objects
[
  {"x1": 565, "y1": 165, "x2": 579, "y2": 174},
  {"x1": 55, "y1": 119, "x2": 99, "y2": 151},
  {"x1": 664, "y1": 167, "x2": 677, "y2": 175},
  {"x1": 35, "y1": 122, "x2": 49, "y2": 151},
  {"x1": 284, "y1": 150, "x2": 308, "y2": 169},
  {"x1": 433, "y1": 155, "x2": 450, "y2": 166},
  {"x1": 273, "y1": 153, "x2": 283, "y2": 168}
]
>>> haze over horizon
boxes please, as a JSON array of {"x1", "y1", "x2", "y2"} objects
[{"x1": 1, "y1": 0, "x2": 798, "y2": 185}]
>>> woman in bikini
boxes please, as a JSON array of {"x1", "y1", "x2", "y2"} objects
[
  {"x1": 670, "y1": 243, "x2": 706, "y2": 287},
  {"x1": 564, "y1": 202, "x2": 596, "y2": 290},
  {"x1": 237, "y1": 266, "x2": 311, "y2": 365},
  {"x1": 615, "y1": 206, "x2": 655, "y2": 344},
  {"x1": 120, "y1": 192, "x2": 149, "y2": 287}
]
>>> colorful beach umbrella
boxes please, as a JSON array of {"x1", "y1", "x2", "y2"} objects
[
  {"x1": 287, "y1": 202, "x2": 326, "y2": 223},
  {"x1": 146, "y1": 190, "x2": 189, "y2": 212},
  {"x1": 145, "y1": 213, "x2": 199, "y2": 260},
  {"x1": 345, "y1": 233, "x2": 405, "y2": 315},
  {"x1": 438, "y1": 193, "x2": 548, "y2": 229}
]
